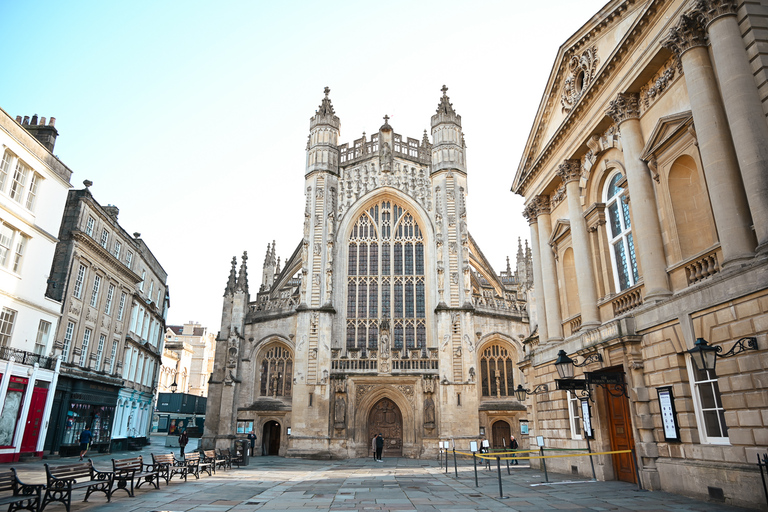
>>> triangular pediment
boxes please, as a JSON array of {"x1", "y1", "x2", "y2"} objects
[
  {"x1": 640, "y1": 111, "x2": 693, "y2": 160},
  {"x1": 549, "y1": 219, "x2": 571, "y2": 247}
]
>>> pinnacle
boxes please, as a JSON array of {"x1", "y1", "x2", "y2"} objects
[{"x1": 317, "y1": 86, "x2": 335, "y2": 116}]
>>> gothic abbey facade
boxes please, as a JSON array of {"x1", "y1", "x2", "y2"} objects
[{"x1": 203, "y1": 88, "x2": 533, "y2": 458}]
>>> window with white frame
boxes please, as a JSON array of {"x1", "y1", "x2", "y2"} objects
[
  {"x1": 79, "y1": 328, "x2": 92, "y2": 367},
  {"x1": 95, "y1": 333, "x2": 106, "y2": 370},
  {"x1": 126, "y1": 251, "x2": 133, "y2": 269},
  {"x1": 139, "y1": 270, "x2": 146, "y2": 291},
  {"x1": 9, "y1": 160, "x2": 29, "y2": 203},
  {"x1": 0, "y1": 221, "x2": 28, "y2": 273},
  {"x1": 85, "y1": 216, "x2": 95, "y2": 236},
  {"x1": 148, "y1": 280, "x2": 154, "y2": 299},
  {"x1": 26, "y1": 173, "x2": 39, "y2": 210},
  {"x1": 567, "y1": 391, "x2": 583, "y2": 440},
  {"x1": 100, "y1": 228, "x2": 109, "y2": 249},
  {"x1": 12, "y1": 233, "x2": 27, "y2": 273},
  {"x1": 688, "y1": 358, "x2": 729, "y2": 443},
  {"x1": 0, "y1": 223, "x2": 13, "y2": 266},
  {"x1": 34, "y1": 320, "x2": 51, "y2": 355},
  {"x1": 603, "y1": 172, "x2": 638, "y2": 291},
  {"x1": 109, "y1": 339, "x2": 118, "y2": 373},
  {"x1": 117, "y1": 292, "x2": 127, "y2": 320},
  {"x1": 73, "y1": 264, "x2": 87, "y2": 299},
  {"x1": 0, "y1": 307, "x2": 17, "y2": 347},
  {"x1": 90, "y1": 275, "x2": 101, "y2": 307},
  {"x1": 104, "y1": 283, "x2": 115, "y2": 315},
  {"x1": 0, "y1": 151, "x2": 12, "y2": 191},
  {"x1": 62, "y1": 321, "x2": 75, "y2": 362}
]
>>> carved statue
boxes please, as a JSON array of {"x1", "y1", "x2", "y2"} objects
[
  {"x1": 380, "y1": 142, "x2": 393, "y2": 172},
  {"x1": 380, "y1": 333, "x2": 390, "y2": 357},
  {"x1": 424, "y1": 395, "x2": 435, "y2": 424},
  {"x1": 440, "y1": 334, "x2": 450, "y2": 351}
]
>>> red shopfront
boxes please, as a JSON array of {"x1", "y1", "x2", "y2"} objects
[{"x1": 0, "y1": 375, "x2": 49, "y2": 462}]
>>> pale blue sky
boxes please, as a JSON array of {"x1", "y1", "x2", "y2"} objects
[{"x1": 3, "y1": 0, "x2": 608, "y2": 331}]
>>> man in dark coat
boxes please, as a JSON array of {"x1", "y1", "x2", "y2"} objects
[
  {"x1": 179, "y1": 429, "x2": 189, "y2": 458},
  {"x1": 375, "y1": 433, "x2": 384, "y2": 462}
]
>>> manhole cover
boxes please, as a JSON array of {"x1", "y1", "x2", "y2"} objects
[
  {"x1": 245, "y1": 502, "x2": 261, "y2": 505},
  {"x1": 469, "y1": 494, "x2": 482, "y2": 497}
]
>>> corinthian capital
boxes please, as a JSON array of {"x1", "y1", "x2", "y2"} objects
[
  {"x1": 661, "y1": 12, "x2": 708, "y2": 58},
  {"x1": 522, "y1": 204, "x2": 537, "y2": 224},
  {"x1": 533, "y1": 195, "x2": 551, "y2": 217},
  {"x1": 556, "y1": 159, "x2": 582, "y2": 184},
  {"x1": 606, "y1": 93, "x2": 641, "y2": 125},
  {"x1": 695, "y1": 0, "x2": 737, "y2": 27}
]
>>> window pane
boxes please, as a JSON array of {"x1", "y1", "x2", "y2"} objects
[
  {"x1": 621, "y1": 200, "x2": 631, "y2": 229},
  {"x1": 357, "y1": 281, "x2": 367, "y2": 318},
  {"x1": 394, "y1": 282, "x2": 403, "y2": 318},
  {"x1": 703, "y1": 410, "x2": 722, "y2": 438},
  {"x1": 405, "y1": 281, "x2": 414, "y2": 317},
  {"x1": 607, "y1": 173, "x2": 624, "y2": 198},
  {"x1": 348, "y1": 245, "x2": 357, "y2": 275},
  {"x1": 416, "y1": 281, "x2": 425, "y2": 318},
  {"x1": 608, "y1": 201, "x2": 622, "y2": 238},
  {"x1": 699, "y1": 382, "x2": 716, "y2": 409},
  {"x1": 404, "y1": 243, "x2": 413, "y2": 275},
  {"x1": 382, "y1": 244, "x2": 390, "y2": 275},
  {"x1": 627, "y1": 233, "x2": 639, "y2": 283},
  {"x1": 382, "y1": 279, "x2": 390, "y2": 318},
  {"x1": 405, "y1": 323, "x2": 414, "y2": 349},
  {"x1": 359, "y1": 244, "x2": 368, "y2": 275},
  {"x1": 393, "y1": 244, "x2": 402, "y2": 275},
  {"x1": 369, "y1": 243, "x2": 378, "y2": 275},
  {"x1": 368, "y1": 323, "x2": 378, "y2": 349},
  {"x1": 613, "y1": 241, "x2": 630, "y2": 290},
  {"x1": 481, "y1": 360, "x2": 489, "y2": 396},
  {"x1": 415, "y1": 244, "x2": 424, "y2": 274},
  {"x1": 393, "y1": 323, "x2": 403, "y2": 350},
  {"x1": 369, "y1": 281, "x2": 378, "y2": 318},
  {"x1": 347, "y1": 282, "x2": 356, "y2": 318},
  {"x1": 416, "y1": 323, "x2": 426, "y2": 349},
  {"x1": 346, "y1": 322, "x2": 355, "y2": 347}
]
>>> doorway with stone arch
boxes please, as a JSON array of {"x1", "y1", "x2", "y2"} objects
[
  {"x1": 262, "y1": 420, "x2": 281, "y2": 455},
  {"x1": 367, "y1": 398, "x2": 402, "y2": 457},
  {"x1": 491, "y1": 420, "x2": 510, "y2": 450}
]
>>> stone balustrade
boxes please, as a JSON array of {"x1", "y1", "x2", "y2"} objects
[
  {"x1": 611, "y1": 284, "x2": 643, "y2": 316},
  {"x1": 684, "y1": 250, "x2": 720, "y2": 285}
]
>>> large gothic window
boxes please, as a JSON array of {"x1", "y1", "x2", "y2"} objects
[
  {"x1": 604, "y1": 172, "x2": 638, "y2": 291},
  {"x1": 480, "y1": 343, "x2": 515, "y2": 397},
  {"x1": 347, "y1": 200, "x2": 426, "y2": 351},
  {"x1": 259, "y1": 345, "x2": 293, "y2": 397}
]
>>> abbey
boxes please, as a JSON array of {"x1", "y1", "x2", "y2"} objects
[{"x1": 203, "y1": 88, "x2": 532, "y2": 458}]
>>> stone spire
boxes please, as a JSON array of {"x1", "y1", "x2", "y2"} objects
[
  {"x1": 236, "y1": 251, "x2": 249, "y2": 294},
  {"x1": 307, "y1": 87, "x2": 340, "y2": 175},
  {"x1": 435, "y1": 85, "x2": 458, "y2": 117},
  {"x1": 317, "y1": 86, "x2": 335, "y2": 116},
  {"x1": 430, "y1": 85, "x2": 466, "y2": 174},
  {"x1": 261, "y1": 242, "x2": 277, "y2": 291},
  {"x1": 224, "y1": 256, "x2": 237, "y2": 296}
]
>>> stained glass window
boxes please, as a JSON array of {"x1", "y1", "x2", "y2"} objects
[
  {"x1": 259, "y1": 346, "x2": 293, "y2": 397},
  {"x1": 479, "y1": 344, "x2": 516, "y2": 397},
  {"x1": 346, "y1": 201, "x2": 426, "y2": 351}
]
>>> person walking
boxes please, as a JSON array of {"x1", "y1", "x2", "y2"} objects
[
  {"x1": 178, "y1": 428, "x2": 189, "y2": 459},
  {"x1": 78, "y1": 426, "x2": 92, "y2": 461},
  {"x1": 247, "y1": 431, "x2": 257, "y2": 456},
  {"x1": 371, "y1": 434, "x2": 377, "y2": 461},
  {"x1": 375, "y1": 433, "x2": 384, "y2": 462},
  {"x1": 509, "y1": 434, "x2": 519, "y2": 465}
]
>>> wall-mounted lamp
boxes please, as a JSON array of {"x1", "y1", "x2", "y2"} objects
[
  {"x1": 514, "y1": 383, "x2": 549, "y2": 401},
  {"x1": 687, "y1": 337, "x2": 757, "y2": 372},
  {"x1": 554, "y1": 350, "x2": 603, "y2": 379}
]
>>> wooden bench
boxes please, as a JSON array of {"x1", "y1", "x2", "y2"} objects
[
  {"x1": 183, "y1": 452, "x2": 212, "y2": 479},
  {"x1": 230, "y1": 447, "x2": 245, "y2": 468},
  {"x1": 202, "y1": 450, "x2": 228, "y2": 473},
  {"x1": 110, "y1": 456, "x2": 161, "y2": 497},
  {"x1": 217, "y1": 449, "x2": 233, "y2": 470},
  {"x1": 150, "y1": 453, "x2": 187, "y2": 484},
  {"x1": 0, "y1": 469, "x2": 44, "y2": 512},
  {"x1": 40, "y1": 461, "x2": 112, "y2": 512}
]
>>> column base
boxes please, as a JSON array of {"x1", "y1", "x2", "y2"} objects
[
  {"x1": 643, "y1": 288, "x2": 672, "y2": 303},
  {"x1": 545, "y1": 337, "x2": 564, "y2": 344},
  {"x1": 579, "y1": 321, "x2": 602, "y2": 332},
  {"x1": 721, "y1": 252, "x2": 755, "y2": 269}
]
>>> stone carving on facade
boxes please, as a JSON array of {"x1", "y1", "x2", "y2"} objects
[
  {"x1": 582, "y1": 126, "x2": 620, "y2": 179},
  {"x1": 355, "y1": 384, "x2": 372, "y2": 406},
  {"x1": 606, "y1": 92, "x2": 641, "y2": 124},
  {"x1": 422, "y1": 376, "x2": 436, "y2": 394},
  {"x1": 451, "y1": 272, "x2": 459, "y2": 285},
  {"x1": 424, "y1": 395, "x2": 435, "y2": 427},
  {"x1": 313, "y1": 243, "x2": 321, "y2": 256},
  {"x1": 334, "y1": 393, "x2": 346, "y2": 428},
  {"x1": 380, "y1": 142, "x2": 393, "y2": 172},
  {"x1": 561, "y1": 46, "x2": 599, "y2": 113},
  {"x1": 312, "y1": 273, "x2": 320, "y2": 286},
  {"x1": 468, "y1": 366, "x2": 476, "y2": 383},
  {"x1": 639, "y1": 59, "x2": 678, "y2": 113},
  {"x1": 463, "y1": 333, "x2": 475, "y2": 352},
  {"x1": 440, "y1": 334, "x2": 450, "y2": 351},
  {"x1": 325, "y1": 268, "x2": 333, "y2": 304},
  {"x1": 337, "y1": 163, "x2": 431, "y2": 217},
  {"x1": 297, "y1": 335, "x2": 306, "y2": 352},
  {"x1": 437, "y1": 262, "x2": 445, "y2": 301},
  {"x1": 397, "y1": 384, "x2": 415, "y2": 405}
]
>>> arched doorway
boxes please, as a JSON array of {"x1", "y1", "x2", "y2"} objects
[
  {"x1": 262, "y1": 420, "x2": 281, "y2": 455},
  {"x1": 491, "y1": 420, "x2": 510, "y2": 450},
  {"x1": 367, "y1": 398, "x2": 402, "y2": 457}
]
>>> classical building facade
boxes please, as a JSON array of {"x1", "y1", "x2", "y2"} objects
[
  {"x1": 45, "y1": 186, "x2": 169, "y2": 454},
  {"x1": 0, "y1": 110, "x2": 72, "y2": 462},
  {"x1": 204, "y1": 89, "x2": 532, "y2": 457},
  {"x1": 161, "y1": 322, "x2": 216, "y2": 397},
  {"x1": 512, "y1": 0, "x2": 768, "y2": 508}
]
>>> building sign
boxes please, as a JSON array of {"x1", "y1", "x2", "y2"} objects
[
  {"x1": 581, "y1": 399, "x2": 593, "y2": 438},
  {"x1": 556, "y1": 378, "x2": 588, "y2": 391},
  {"x1": 585, "y1": 372, "x2": 624, "y2": 386},
  {"x1": 657, "y1": 386, "x2": 681, "y2": 442}
]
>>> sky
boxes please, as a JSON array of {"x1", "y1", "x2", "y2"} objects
[{"x1": 3, "y1": 0, "x2": 608, "y2": 332}]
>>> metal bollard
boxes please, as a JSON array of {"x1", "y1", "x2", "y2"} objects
[
  {"x1": 496, "y1": 457, "x2": 508, "y2": 499},
  {"x1": 586, "y1": 433, "x2": 596, "y2": 481},
  {"x1": 631, "y1": 448, "x2": 643, "y2": 491},
  {"x1": 453, "y1": 448, "x2": 458, "y2": 478},
  {"x1": 473, "y1": 453, "x2": 478, "y2": 487},
  {"x1": 540, "y1": 447, "x2": 548, "y2": 483}
]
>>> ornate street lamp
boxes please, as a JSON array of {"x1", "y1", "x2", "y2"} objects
[
  {"x1": 514, "y1": 383, "x2": 549, "y2": 401},
  {"x1": 687, "y1": 337, "x2": 758, "y2": 372},
  {"x1": 170, "y1": 377, "x2": 178, "y2": 393},
  {"x1": 554, "y1": 350, "x2": 576, "y2": 379}
]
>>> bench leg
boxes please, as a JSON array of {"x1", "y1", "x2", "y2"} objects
[{"x1": 40, "y1": 488, "x2": 72, "y2": 512}]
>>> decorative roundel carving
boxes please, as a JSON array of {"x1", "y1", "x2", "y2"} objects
[{"x1": 561, "y1": 46, "x2": 599, "y2": 113}]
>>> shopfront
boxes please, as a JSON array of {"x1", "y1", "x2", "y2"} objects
[{"x1": 45, "y1": 376, "x2": 119, "y2": 457}]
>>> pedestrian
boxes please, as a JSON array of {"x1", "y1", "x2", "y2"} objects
[
  {"x1": 247, "y1": 430, "x2": 257, "y2": 456},
  {"x1": 375, "y1": 432, "x2": 384, "y2": 462},
  {"x1": 78, "y1": 426, "x2": 92, "y2": 461},
  {"x1": 178, "y1": 428, "x2": 189, "y2": 459},
  {"x1": 371, "y1": 434, "x2": 377, "y2": 461},
  {"x1": 509, "y1": 434, "x2": 519, "y2": 465},
  {"x1": 480, "y1": 437, "x2": 491, "y2": 470}
]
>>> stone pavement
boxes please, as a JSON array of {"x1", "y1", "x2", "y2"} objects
[{"x1": 3, "y1": 445, "x2": 760, "y2": 511}]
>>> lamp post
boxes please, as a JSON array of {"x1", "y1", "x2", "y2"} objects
[
  {"x1": 686, "y1": 337, "x2": 758, "y2": 372},
  {"x1": 170, "y1": 377, "x2": 178, "y2": 394},
  {"x1": 514, "y1": 384, "x2": 549, "y2": 401}
]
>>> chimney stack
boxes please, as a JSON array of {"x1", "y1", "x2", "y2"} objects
[{"x1": 19, "y1": 114, "x2": 59, "y2": 152}]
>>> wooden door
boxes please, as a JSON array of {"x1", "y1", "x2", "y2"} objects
[
  {"x1": 368, "y1": 398, "x2": 402, "y2": 457},
  {"x1": 491, "y1": 420, "x2": 510, "y2": 450},
  {"x1": 20, "y1": 385, "x2": 48, "y2": 453},
  {"x1": 262, "y1": 421, "x2": 281, "y2": 455},
  {"x1": 604, "y1": 387, "x2": 636, "y2": 483}
]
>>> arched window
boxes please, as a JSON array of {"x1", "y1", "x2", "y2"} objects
[
  {"x1": 259, "y1": 345, "x2": 293, "y2": 397},
  {"x1": 480, "y1": 343, "x2": 515, "y2": 397},
  {"x1": 347, "y1": 200, "x2": 426, "y2": 351},
  {"x1": 604, "y1": 172, "x2": 638, "y2": 291}
]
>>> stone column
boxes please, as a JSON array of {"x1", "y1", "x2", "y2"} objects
[
  {"x1": 662, "y1": 14, "x2": 756, "y2": 266},
  {"x1": 523, "y1": 205, "x2": 548, "y2": 342},
  {"x1": 701, "y1": 0, "x2": 768, "y2": 254},
  {"x1": 534, "y1": 195, "x2": 563, "y2": 341},
  {"x1": 557, "y1": 160, "x2": 601, "y2": 329},
  {"x1": 606, "y1": 93, "x2": 671, "y2": 301}
]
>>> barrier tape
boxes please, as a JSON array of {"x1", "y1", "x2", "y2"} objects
[{"x1": 452, "y1": 449, "x2": 632, "y2": 461}]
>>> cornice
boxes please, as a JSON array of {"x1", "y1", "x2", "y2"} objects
[
  {"x1": 72, "y1": 230, "x2": 142, "y2": 284},
  {"x1": 514, "y1": 0, "x2": 668, "y2": 197}
]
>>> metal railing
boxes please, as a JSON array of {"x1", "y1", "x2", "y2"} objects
[{"x1": 0, "y1": 345, "x2": 56, "y2": 369}]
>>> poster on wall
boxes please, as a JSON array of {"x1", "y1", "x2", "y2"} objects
[
  {"x1": 657, "y1": 386, "x2": 681, "y2": 442},
  {"x1": 581, "y1": 399, "x2": 593, "y2": 438}
]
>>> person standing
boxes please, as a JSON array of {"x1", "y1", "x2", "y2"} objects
[
  {"x1": 178, "y1": 428, "x2": 189, "y2": 459},
  {"x1": 247, "y1": 431, "x2": 257, "y2": 456},
  {"x1": 375, "y1": 433, "x2": 384, "y2": 462},
  {"x1": 371, "y1": 434, "x2": 377, "y2": 461},
  {"x1": 509, "y1": 434, "x2": 519, "y2": 465},
  {"x1": 78, "y1": 426, "x2": 92, "y2": 461}
]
